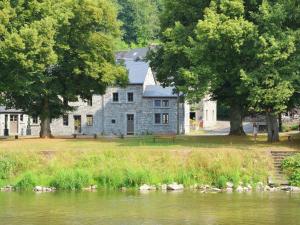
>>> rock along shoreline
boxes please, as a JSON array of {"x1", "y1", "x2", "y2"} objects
[{"x1": 1, "y1": 182, "x2": 300, "y2": 193}]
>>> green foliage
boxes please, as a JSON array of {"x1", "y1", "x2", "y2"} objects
[
  {"x1": 15, "y1": 172, "x2": 38, "y2": 190},
  {"x1": 116, "y1": 0, "x2": 161, "y2": 45},
  {"x1": 215, "y1": 175, "x2": 227, "y2": 189},
  {"x1": 50, "y1": 169, "x2": 93, "y2": 190},
  {"x1": 228, "y1": 171, "x2": 240, "y2": 187},
  {"x1": 150, "y1": 0, "x2": 299, "y2": 138},
  {"x1": 0, "y1": 0, "x2": 128, "y2": 136},
  {"x1": 282, "y1": 123, "x2": 299, "y2": 132},
  {"x1": 241, "y1": 0, "x2": 297, "y2": 115},
  {"x1": 282, "y1": 154, "x2": 300, "y2": 186}
]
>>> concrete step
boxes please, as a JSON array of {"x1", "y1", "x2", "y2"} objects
[{"x1": 269, "y1": 151, "x2": 299, "y2": 186}]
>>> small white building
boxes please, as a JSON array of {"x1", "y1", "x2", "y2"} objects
[{"x1": 190, "y1": 96, "x2": 217, "y2": 129}]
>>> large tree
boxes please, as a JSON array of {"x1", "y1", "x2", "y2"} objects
[
  {"x1": 149, "y1": 0, "x2": 257, "y2": 135},
  {"x1": 241, "y1": 0, "x2": 299, "y2": 142},
  {"x1": 185, "y1": 0, "x2": 259, "y2": 135},
  {"x1": 0, "y1": 0, "x2": 127, "y2": 138}
]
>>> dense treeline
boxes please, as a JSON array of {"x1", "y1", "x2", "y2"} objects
[{"x1": 114, "y1": 0, "x2": 162, "y2": 47}]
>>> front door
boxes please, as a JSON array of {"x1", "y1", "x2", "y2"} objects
[
  {"x1": 74, "y1": 115, "x2": 81, "y2": 134},
  {"x1": 127, "y1": 114, "x2": 134, "y2": 135},
  {"x1": 10, "y1": 115, "x2": 18, "y2": 135}
]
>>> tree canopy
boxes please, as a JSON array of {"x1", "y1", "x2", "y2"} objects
[{"x1": 149, "y1": 0, "x2": 300, "y2": 141}]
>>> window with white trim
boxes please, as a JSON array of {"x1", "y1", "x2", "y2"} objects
[
  {"x1": 86, "y1": 115, "x2": 93, "y2": 126},
  {"x1": 32, "y1": 116, "x2": 38, "y2": 124},
  {"x1": 162, "y1": 113, "x2": 169, "y2": 124}
]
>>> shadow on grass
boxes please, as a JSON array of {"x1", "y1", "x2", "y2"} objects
[
  {"x1": 62, "y1": 133, "x2": 300, "y2": 150},
  {"x1": 2, "y1": 133, "x2": 300, "y2": 151}
]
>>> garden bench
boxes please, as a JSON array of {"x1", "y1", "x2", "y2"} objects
[
  {"x1": 72, "y1": 134, "x2": 97, "y2": 139},
  {"x1": 153, "y1": 134, "x2": 176, "y2": 143}
]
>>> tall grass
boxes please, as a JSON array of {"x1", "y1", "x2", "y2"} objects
[
  {"x1": 0, "y1": 146, "x2": 272, "y2": 190},
  {"x1": 50, "y1": 169, "x2": 93, "y2": 190}
]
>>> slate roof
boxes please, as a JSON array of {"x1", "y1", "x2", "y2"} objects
[
  {"x1": 117, "y1": 47, "x2": 177, "y2": 98},
  {"x1": 116, "y1": 48, "x2": 148, "y2": 61},
  {"x1": 0, "y1": 106, "x2": 23, "y2": 113},
  {"x1": 143, "y1": 85, "x2": 177, "y2": 98},
  {"x1": 124, "y1": 60, "x2": 149, "y2": 84}
]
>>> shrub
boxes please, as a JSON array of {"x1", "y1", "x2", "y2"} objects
[
  {"x1": 50, "y1": 169, "x2": 92, "y2": 190},
  {"x1": 15, "y1": 172, "x2": 37, "y2": 190},
  {"x1": 227, "y1": 171, "x2": 240, "y2": 187},
  {"x1": 215, "y1": 175, "x2": 227, "y2": 189},
  {"x1": 282, "y1": 154, "x2": 300, "y2": 186}
]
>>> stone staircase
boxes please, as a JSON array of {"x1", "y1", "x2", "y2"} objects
[{"x1": 269, "y1": 151, "x2": 298, "y2": 186}]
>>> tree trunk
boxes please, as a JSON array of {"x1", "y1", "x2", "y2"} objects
[
  {"x1": 229, "y1": 103, "x2": 245, "y2": 136},
  {"x1": 39, "y1": 97, "x2": 52, "y2": 138},
  {"x1": 278, "y1": 113, "x2": 282, "y2": 132},
  {"x1": 266, "y1": 112, "x2": 279, "y2": 142}
]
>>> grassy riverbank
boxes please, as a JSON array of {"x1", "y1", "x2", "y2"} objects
[{"x1": 0, "y1": 134, "x2": 299, "y2": 190}]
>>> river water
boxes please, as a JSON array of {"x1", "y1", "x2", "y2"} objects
[{"x1": 0, "y1": 191, "x2": 299, "y2": 225}]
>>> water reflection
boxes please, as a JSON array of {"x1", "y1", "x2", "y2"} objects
[{"x1": 0, "y1": 191, "x2": 299, "y2": 225}]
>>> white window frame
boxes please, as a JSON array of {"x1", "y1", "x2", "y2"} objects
[
  {"x1": 32, "y1": 116, "x2": 38, "y2": 124},
  {"x1": 162, "y1": 113, "x2": 169, "y2": 124},
  {"x1": 86, "y1": 115, "x2": 93, "y2": 126}
]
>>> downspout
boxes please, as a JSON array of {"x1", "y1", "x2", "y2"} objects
[{"x1": 101, "y1": 95, "x2": 105, "y2": 135}]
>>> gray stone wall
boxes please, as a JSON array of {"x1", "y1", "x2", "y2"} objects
[
  {"x1": 0, "y1": 86, "x2": 190, "y2": 137},
  {"x1": 42, "y1": 84, "x2": 187, "y2": 136}
]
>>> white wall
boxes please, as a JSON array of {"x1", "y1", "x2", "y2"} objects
[{"x1": 202, "y1": 97, "x2": 217, "y2": 128}]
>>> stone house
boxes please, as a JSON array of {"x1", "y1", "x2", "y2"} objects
[{"x1": 0, "y1": 48, "x2": 216, "y2": 137}]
